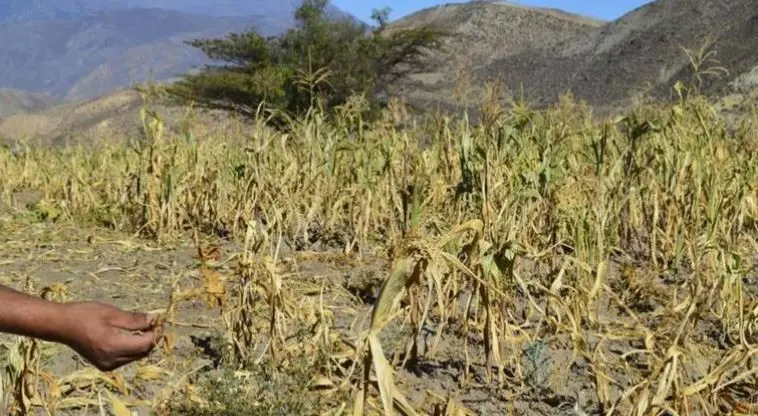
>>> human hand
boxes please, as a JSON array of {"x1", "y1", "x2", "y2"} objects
[{"x1": 59, "y1": 301, "x2": 162, "y2": 371}]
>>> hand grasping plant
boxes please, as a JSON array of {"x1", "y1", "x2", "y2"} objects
[{"x1": 0, "y1": 284, "x2": 162, "y2": 371}]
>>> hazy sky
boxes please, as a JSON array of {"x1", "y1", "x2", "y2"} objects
[{"x1": 331, "y1": 0, "x2": 653, "y2": 23}]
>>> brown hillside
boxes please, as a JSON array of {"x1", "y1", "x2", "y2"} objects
[
  {"x1": 0, "y1": 89, "x2": 145, "y2": 145},
  {"x1": 385, "y1": 1, "x2": 604, "y2": 108},
  {"x1": 0, "y1": 87, "x2": 241, "y2": 148},
  {"x1": 388, "y1": 0, "x2": 758, "y2": 115},
  {"x1": 0, "y1": 89, "x2": 58, "y2": 118},
  {"x1": 477, "y1": 0, "x2": 758, "y2": 111}
]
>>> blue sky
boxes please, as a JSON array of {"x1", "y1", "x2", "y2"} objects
[{"x1": 331, "y1": 1, "x2": 653, "y2": 23}]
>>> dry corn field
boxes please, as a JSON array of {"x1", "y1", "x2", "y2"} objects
[{"x1": 2, "y1": 92, "x2": 758, "y2": 416}]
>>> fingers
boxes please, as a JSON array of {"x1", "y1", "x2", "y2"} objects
[
  {"x1": 110, "y1": 327, "x2": 162, "y2": 357},
  {"x1": 111, "y1": 310, "x2": 158, "y2": 331},
  {"x1": 87, "y1": 327, "x2": 163, "y2": 372},
  {"x1": 102, "y1": 329, "x2": 163, "y2": 371}
]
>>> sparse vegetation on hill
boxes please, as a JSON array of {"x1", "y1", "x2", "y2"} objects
[
  {"x1": 376, "y1": 0, "x2": 758, "y2": 116},
  {"x1": 4, "y1": 0, "x2": 758, "y2": 134}
]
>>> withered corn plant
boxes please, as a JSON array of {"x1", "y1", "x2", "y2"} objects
[{"x1": 223, "y1": 219, "x2": 292, "y2": 367}]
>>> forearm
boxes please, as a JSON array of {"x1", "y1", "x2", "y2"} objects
[
  {"x1": 0, "y1": 284, "x2": 69, "y2": 344},
  {"x1": 1, "y1": 284, "x2": 160, "y2": 371}
]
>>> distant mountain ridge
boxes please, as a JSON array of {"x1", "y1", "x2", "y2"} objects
[
  {"x1": 0, "y1": 89, "x2": 59, "y2": 118},
  {"x1": 0, "y1": 1, "x2": 355, "y2": 106},
  {"x1": 0, "y1": 0, "x2": 350, "y2": 24}
]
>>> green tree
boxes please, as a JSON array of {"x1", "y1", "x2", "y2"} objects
[{"x1": 165, "y1": 0, "x2": 446, "y2": 122}]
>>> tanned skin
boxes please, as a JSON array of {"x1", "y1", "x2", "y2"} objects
[{"x1": 0, "y1": 284, "x2": 161, "y2": 371}]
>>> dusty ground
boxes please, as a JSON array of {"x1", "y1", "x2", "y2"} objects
[
  {"x1": 0, "y1": 207, "x2": 578, "y2": 415},
  {"x1": 0, "y1": 213, "x2": 218, "y2": 414}
]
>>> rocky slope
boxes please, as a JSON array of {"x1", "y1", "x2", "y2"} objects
[
  {"x1": 386, "y1": 1, "x2": 605, "y2": 108},
  {"x1": 478, "y1": 0, "x2": 758, "y2": 111},
  {"x1": 390, "y1": 0, "x2": 758, "y2": 115}
]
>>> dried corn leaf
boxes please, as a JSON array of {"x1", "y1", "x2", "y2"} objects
[
  {"x1": 108, "y1": 391, "x2": 132, "y2": 416},
  {"x1": 370, "y1": 257, "x2": 415, "y2": 334},
  {"x1": 136, "y1": 365, "x2": 163, "y2": 382}
]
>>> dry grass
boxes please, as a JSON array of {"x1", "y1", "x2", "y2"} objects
[{"x1": 1, "y1": 87, "x2": 758, "y2": 415}]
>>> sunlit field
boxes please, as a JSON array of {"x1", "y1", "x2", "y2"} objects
[{"x1": 2, "y1": 89, "x2": 758, "y2": 415}]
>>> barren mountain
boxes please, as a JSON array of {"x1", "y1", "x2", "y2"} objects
[
  {"x1": 386, "y1": 1, "x2": 605, "y2": 107},
  {"x1": 477, "y1": 0, "x2": 758, "y2": 111},
  {"x1": 390, "y1": 0, "x2": 758, "y2": 115},
  {"x1": 0, "y1": 88, "x2": 145, "y2": 145},
  {"x1": 0, "y1": 86, "x2": 245, "y2": 149}
]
